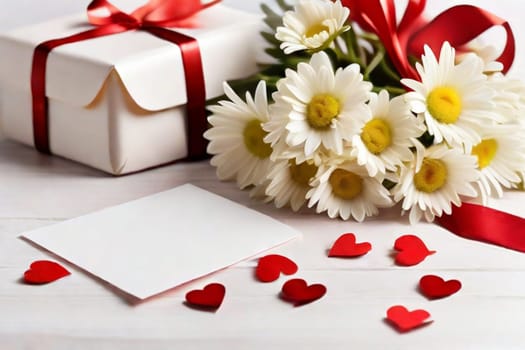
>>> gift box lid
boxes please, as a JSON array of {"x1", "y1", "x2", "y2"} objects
[{"x1": 0, "y1": 5, "x2": 262, "y2": 111}]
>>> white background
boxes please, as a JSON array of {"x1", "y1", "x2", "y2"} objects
[{"x1": 0, "y1": 0, "x2": 265, "y2": 31}]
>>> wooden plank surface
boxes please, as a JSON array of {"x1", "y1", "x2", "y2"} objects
[{"x1": 1, "y1": 136, "x2": 525, "y2": 349}]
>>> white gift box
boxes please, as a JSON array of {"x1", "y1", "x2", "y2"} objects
[{"x1": 0, "y1": 5, "x2": 262, "y2": 175}]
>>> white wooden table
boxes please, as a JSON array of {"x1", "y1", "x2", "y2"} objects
[
  {"x1": 2, "y1": 1, "x2": 525, "y2": 349},
  {"x1": 2, "y1": 135, "x2": 525, "y2": 350}
]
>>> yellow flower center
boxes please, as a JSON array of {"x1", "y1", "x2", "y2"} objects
[
  {"x1": 414, "y1": 158, "x2": 448, "y2": 193},
  {"x1": 361, "y1": 118, "x2": 392, "y2": 154},
  {"x1": 243, "y1": 119, "x2": 272, "y2": 159},
  {"x1": 289, "y1": 160, "x2": 317, "y2": 187},
  {"x1": 305, "y1": 23, "x2": 329, "y2": 38},
  {"x1": 471, "y1": 138, "x2": 498, "y2": 169},
  {"x1": 329, "y1": 169, "x2": 363, "y2": 200},
  {"x1": 307, "y1": 94, "x2": 340, "y2": 129},
  {"x1": 427, "y1": 86, "x2": 462, "y2": 124}
]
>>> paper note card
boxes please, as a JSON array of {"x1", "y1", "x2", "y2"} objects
[{"x1": 22, "y1": 184, "x2": 300, "y2": 300}]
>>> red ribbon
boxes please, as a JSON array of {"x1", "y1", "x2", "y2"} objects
[
  {"x1": 436, "y1": 203, "x2": 525, "y2": 253},
  {"x1": 341, "y1": 0, "x2": 515, "y2": 79},
  {"x1": 31, "y1": 0, "x2": 220, "y2": 158}
]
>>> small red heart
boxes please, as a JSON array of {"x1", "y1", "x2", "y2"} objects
[
  {"x1": 185, "y1": 283, "x2": 226, "y2": 309},
  {"x1": 23, "y1": 260, "x2": 70, "y2": 284},
  {"x1": 186, "y1": 283, "x2": 226, "y2": 309},
  {"x1": 280, "y1": 278, "x2": 326, "y2": 306},
  {"x1": 393, "y1": 235, "x2": 435, "y2": 266},
  {"x1": 386, "y1": 305, "x2": 432, "y2": 332},
  {"x1": 419, "y1": 275, "x2": 462, "y2": 299},
  {"x1": 255, "y1": 254, "x2": 298, "y2": 282},
  {"x1": 328, "y1": 233, "x2": 372, "y2": 257}
]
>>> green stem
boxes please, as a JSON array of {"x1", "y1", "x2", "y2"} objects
[
  {"x1": 379, "y1": 58, "x2": 401, "y2": 83},
  {"x1": 363, "y1": 49, "x2": 385, "y2": 80}
]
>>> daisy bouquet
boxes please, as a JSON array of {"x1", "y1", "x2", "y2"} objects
[{"x1": 204, "y1": 0, "x2": 525, "y2": 224}]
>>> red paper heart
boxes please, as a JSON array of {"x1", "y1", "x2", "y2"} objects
[
  {"x1": 185, "y1": 283, "x2": 226, "y2": 309},
  {"x1": 255, "y1": 254, "x2": 298, "y2": 282},
  {"x1": 328, "y1": 233, "x2": 372, "y2": 257},
  {"x1": 386, "y1": 305, "x2": 432, "y2": 332},
  {"x1": 23, "y1": 260, "x2": 70, "y2": 284},
  {"x1": 419, "y1": 275, "x2": 462, "y2": 299},
  {"x1": 393, "y1": 235, "x2": 436, "y2": 266},
  {"x1": 280, "y1": 278, "x2": 326, "y2": 306}
]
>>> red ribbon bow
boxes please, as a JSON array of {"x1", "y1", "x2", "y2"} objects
[
  {"x1": 87, "y1": 0, "x2": 219, "y2": 27},
  {"x1": 32, "y1": 0, "x2": 220, "y2": 158},
  {"x1": 342, "y1": 0, "x2": 515, "y2": 79}
]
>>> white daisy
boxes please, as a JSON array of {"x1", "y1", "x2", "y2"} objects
[
  {"x1": 402, "y1": 42, "x2": 498, "y2": 152},
  {"x1": 307, "y1": 160, "x2": 393, "y2": 221},
  {"x1": 351, "y1": 90, "x2": 425, "y2": 177},
  {"x1": 264, "y1": 51, "x2": 372, "y2": 160},
  {"x1": 488, "y1": 73, "x2": 525, "y2": 124},
  {"x1": 392, "y1": 143, "x2": 480, "y2": 224},
  {"x1": 471, "y1": 125, "x2": 525, "y2": 204},
  {"x1": 204, "y1": 81, "x2": 273, "y2": 189},
  {"x1": 263, "y1": 97, "x2": 306, "y2": 163},
  {"x1": 265, "y1": 158, "x2": 319, "y2": 211},
  {"x1": 275, "y1": 0, "x2": 350, "y2": 54},
  {"x1": 458, "y1": 41, "x2": 503, "y2": 73}
]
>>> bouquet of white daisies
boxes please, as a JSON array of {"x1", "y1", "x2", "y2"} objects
[{"x1": 204, "y1": 0, "x2": 525, "y2": 223}]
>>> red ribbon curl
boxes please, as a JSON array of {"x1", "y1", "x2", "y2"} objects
[
  {"x1": 32, "y1": 0, "x2": 220, "y2": 158},
  {"x1": 341, "y1": 0, "x2": 515, "y2": 79}
]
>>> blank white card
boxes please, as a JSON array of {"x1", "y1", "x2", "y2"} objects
[{"x1": 22, "y1": 184, "x2": 300, "y2": 299}]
